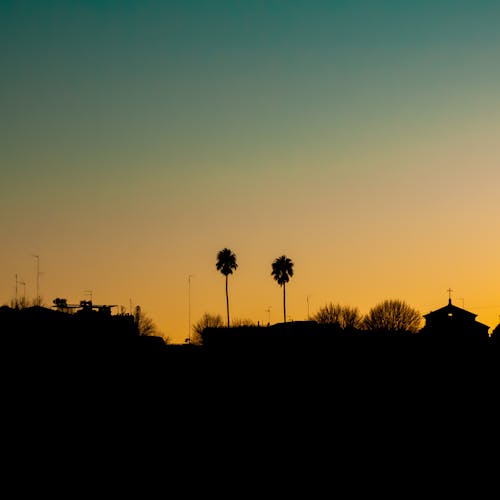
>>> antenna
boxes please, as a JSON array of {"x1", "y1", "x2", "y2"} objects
[
  {"x1": 20, "y1": 280, "x2": 26, "y2": 307},
  {"x1": 15, "y1": 274, "x2": 26, "y2": 308},
  {"x1": 187, "y1": 275, "x2": 194, "y2": 343},
  {"x1": 32, "y1": 255, "x2": 40, "y2": 306},
  {"x1": 84, "y1": 289, "x2": 93, "y2": 303},
  {"x1": 265, "y1": 306, "x2": 271, "y2": 325}
]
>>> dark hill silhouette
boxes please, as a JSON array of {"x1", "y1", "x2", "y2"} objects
[
  {"x1": 1, "y1": 305, "x2": 496, "y2": 364},
  {"x1": 2, "y1": 305, "x2": 499, "y2": 393},
  {"x1": 196, "y1": 320, "x2": 497, "y2": 387},
  {"x1": 3, "y1": 305, "x2": 497, "y2": 485}
]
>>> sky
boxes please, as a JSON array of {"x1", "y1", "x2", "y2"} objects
[{"x1": 1, "y1": 0, "x2": 499, "y2": 343}]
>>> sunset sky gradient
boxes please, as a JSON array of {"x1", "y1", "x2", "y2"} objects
[{"x1": 2, "y1": 0, "x2": 499, "y2": 342}]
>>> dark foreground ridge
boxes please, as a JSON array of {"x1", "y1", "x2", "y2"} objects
[
  {"x1": 3, "y1": 305, "x2": 499, "y2": 483},
  {"x1": 2, "y1": 306, "x2": 500, "y2": 382}
]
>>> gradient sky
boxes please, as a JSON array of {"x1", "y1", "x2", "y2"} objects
[{"x1": 2, "y1": 0, "x2": 499, "y2": 343}]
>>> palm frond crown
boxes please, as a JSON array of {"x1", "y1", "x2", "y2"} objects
[
  {"x1": 216, "y1": 248, "x2": 238, "y2": 276},
  {"x1": 271, "y1": 255, "x2": 294, "y2": 286}
]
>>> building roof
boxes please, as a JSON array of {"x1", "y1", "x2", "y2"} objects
[
  {"x1": 423, "y1": 299, "x2": 477, "y2": 320},
  {"x1": 423, "y1": 299, "x2": 490, "y2": 331}
]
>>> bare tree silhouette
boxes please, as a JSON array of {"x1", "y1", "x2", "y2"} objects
[
  {"x1": 231, "y1": 317, "x2": 257, "y2": 327},
  {"x1": 134, "y1": 305, "x2": 158, "y2": 336},
  {"x1": 192, "y1": 312, "x2": 224, "y2": 344},
  {"x1": 271, "y1": 255, "x2": 294, "y2": 323},
  {"x1": 363, "y1": 299, "x2": 421, "y2": 334},
  {"x1": 216, "y1": 248, "x2": 238, "y2": 327},
  {"x1": 313, "y1": 303, "x2": 363, "y2": 329}
]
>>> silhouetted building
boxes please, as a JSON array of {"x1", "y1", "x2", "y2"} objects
[{"x1": 419, "y1": 299, "x2": 489, "y2": 342}]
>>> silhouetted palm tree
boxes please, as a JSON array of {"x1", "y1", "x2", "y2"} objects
[
  {"x1": 216, "y1": 248, "x2": 238, "y2": 327},
  {"x1": 271, "y1": 255, "x2": 294, "y2": 323}
]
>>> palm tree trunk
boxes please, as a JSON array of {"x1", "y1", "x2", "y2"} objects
[
  {"x1": 283, "y1": 282, "x2": 286, "y2": 323},
  {"x1": 226, "y1": 275, "x2": 230, "y2": 328}
]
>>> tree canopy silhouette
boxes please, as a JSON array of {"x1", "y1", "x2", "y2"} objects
[
  {"x1": 313, "y1": 303, "x2": 362, "y2": 330},
  {"x1": 271, "y1": 255, "x2": 294, "y2": 323},
  {"x1": 134, "y1": 305, "x2": 158, "y2": 336},
  {"x1": 216, "y1": 248, "x2": 238, "y2": 327},
  {"x1": 192, "y1": 312, "x2": 224, "y2": 344},
  {"x1": 363, "y1": 299, "x2": 421, "y2": 334}
]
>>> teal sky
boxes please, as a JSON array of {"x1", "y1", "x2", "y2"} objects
[{"x1": 2, "y1": 1, "x2": 500, "y2": 342}]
